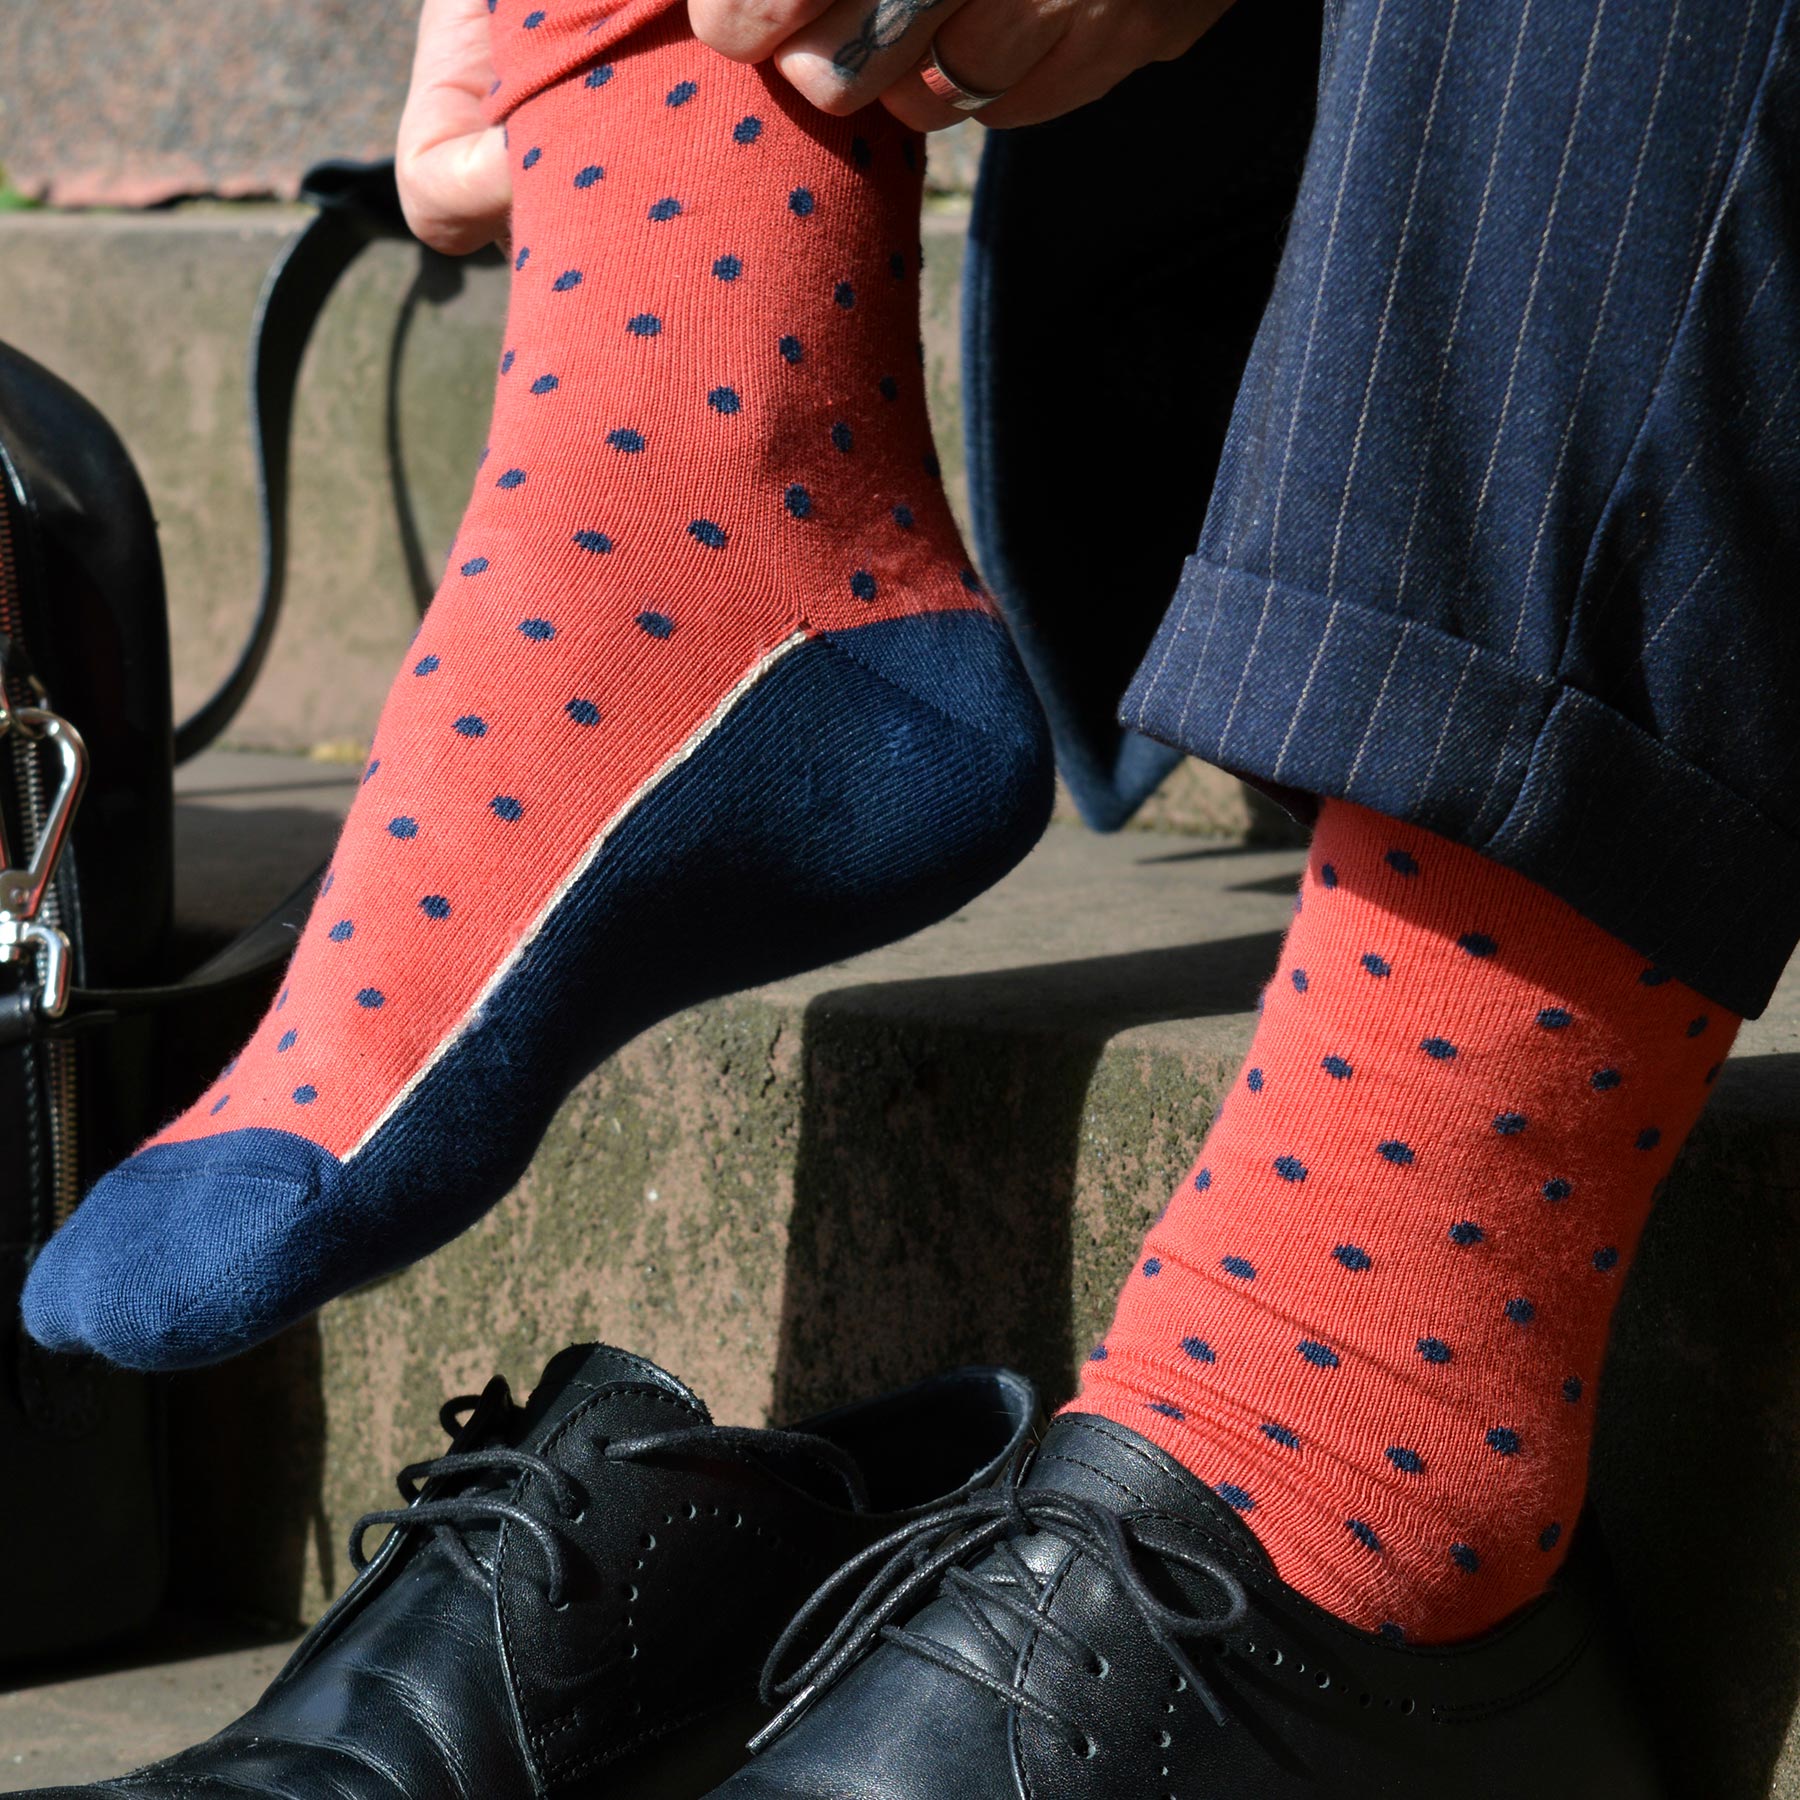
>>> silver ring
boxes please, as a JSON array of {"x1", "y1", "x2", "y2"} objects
[{"x1": 918, "y1": 41, "x2": 1008, "y2": 113}]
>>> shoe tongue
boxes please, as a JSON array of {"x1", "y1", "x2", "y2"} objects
[
  {"x1": 1024, "y1": 1413, "x2": 1275, "y2": 1575},
  {"x1": 512, "y1": 1342, "x2": 711, "y2": 1453}
]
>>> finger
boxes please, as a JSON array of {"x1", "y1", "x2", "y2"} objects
[
  {"x1": 873, "y1": 0, "x2": 1072, "y2": 131},
  {"x1": 770, "y1": 0, "x2": 979, "y2": 117},
  {"x1": 400, "y1": 125, "x2": 514, "y2": 256},
  {"x1": 397, "y1": 0, "x2": 513, "y2": 253},
  {"x1": 688, "y1": 0, "x2": 838, "y2": 64},
  {"x1": 889, "y1": 0, "x2": 1228, "y2": 131}
]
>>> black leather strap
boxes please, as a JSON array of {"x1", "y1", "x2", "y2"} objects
[{"x1": 172, "y1": 159, "x2": 418, "y2": 765}]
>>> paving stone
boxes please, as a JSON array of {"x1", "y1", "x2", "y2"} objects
[{"x1": 137, "y1": 751, "x2": 1800, "y2": 1800}]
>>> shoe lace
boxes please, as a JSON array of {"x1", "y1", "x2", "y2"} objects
[
  {"x1": 348, "y1": 1380, "x2": 869, "y2": 1607},
  {"x1": 749, "y1": 1460, "x2": 1249, "y2": 1756}
]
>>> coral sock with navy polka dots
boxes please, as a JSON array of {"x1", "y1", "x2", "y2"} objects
[
  {"x1": 1077, "y1": 799, "x2": 1737, "y2": 1643},
  {"x1": 21, "y1": 4, "x2": 1051, "y2": 1371}
]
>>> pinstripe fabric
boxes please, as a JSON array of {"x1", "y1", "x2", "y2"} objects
[{"x1": 1125, "y1": 0, "x2": 1800, "y2": 1018}]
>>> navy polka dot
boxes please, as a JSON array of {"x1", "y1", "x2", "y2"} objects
[
  {"x1": 1322, "y1": 1055, "x2": 1353, "y2": 1078},
  {"x1": 1346, "y1": 1519, "x2": 1381, "y2": 1552},
  {"x1": 552, "y1": 269, "x2": 583, "y2": 291},
  {"x1": 328, "y1": 919, "x2": 354, "y2": 942},
  {"x1": 1421, "y1": 1036, "x2": 1457, "y2": 1059},
  {"x1": 1088, "y1": 1344, "x2": 1107, "y2": 1362},
  {"x1": 1562, "y1": 1376, "x2": 1583, "y2": 1402},
  {"x1": 1273, "y1": 1155, "x2": 1307, "y2": 1182},
  {"x1": 1640, "y1": 966, "x2": 1673, "y2": 986},
  {"x1": 1334, "y1": 1244, "x2": 1373, "y2": 1271},
  {"x1": 523, "y1": 9, "x2": 544, "y2": 25},
  {"x1": 1222, "y1": 1256, "x2": 1256, "y2": 1280},
  {"x1": 1687, "y1": 1015, "x2": 1709, "y2": 1037},
  {"x1": 585, "y1": 66, "x2": 612, "y2": 87},
  {"x1": 1537, "y1": 1007, "x2": 1573, "y2": 1029},
  {"x1": 648, "y1": 197, "x2": 683, "y2": 222},
  {"x1": 500, "y1": 350, "x2": 515, "y2": 373},
  {"x1": 1378, "y1": 1140, "x2": 1416, "y2": 1165},
  {"x1": 1459, "y1": 933, "x2": 1499, "y2": 957},
  {"x1": 924, "y1": 450, "x2": 942, "y2": 478},
  {"x1": 1505, "y1": 1297, "x2": 1536, "y2": 1325},
  {"x1": 566, "y1": 699, "x2": 601, "y2": 726},
  {"x1": 1142, "y1": 1257, "x2": 1162, "y2": 1278},
  {"x1": 1448, "y1": 1220, "x2": 1484, "y2": 1246},
  {"x1": 1291, "y1": 967, "x2": 1309, "y2": 992},
  {"x1": 1450, "y1": 1543, "x2": 1480, "y2": 1572},
  {"x1": 733, "y1": 116, "x2": 763, "y2": 144},
  {"x1": 420, "y1": 895, "x2": 451, "y2": 920},
  {"x1": 1590, "y1": 1068, "x2": 1621, "y2": 1091},
  {"x1": 831, "y1": 421, "x2": 854, "y2": 452},
  {"x1": 515, "y1": 246, "x2": 531, "y2": 270},
  {"x1": 607, "y1": 428, "x2": 645, "y2": 453},
  {"x1": 1262, "y1": 1422, "x2": 1299, "y2": 1448},
  {"x1": 1181, "y1": 1337, "x2": 1215, "y2": 1363},
  {"x1": 1539, "y1": 1522, "x2": 1563, "y2": 1552},
  {"x1": 709, "y1": 387, "x2": 742, "y2": 414},
  {"x1": 1636, "y1": 1127, "x2": 1663, "y2": 1150},
  {"x1": 627, "y1": 314, "x2": 662, "y2": 337},
  {"x1": 1386, "y1": 1446, "x2": 1424, "y2": 1474},
  {"x1": 713, "y1": 254, "x2": 743, "y2": 281},
  {"x1": 453, "y1": 715, "x2": 487, "y2": 738},
  {"x1": 890, "y1": 250, "x2": 906, "y2": 278},
  {"x1": 892, "y1": 504, "x2": 915, "y2": 529},
  {"x1": 1362, "y1": 953, "x2": 1392, "y2": 978},
  {"x1": 779, "y1": 334, "x2": 804, "y2": 364},
  {"x1": 852, "y1": 135, "x2": 873, "y2": 166},
  {"x1": 834, "y1": 281, "x2": 856, "y2": 309},
  {"x1": 1494, "y1": 1112, "x2": 1528, "y2": 1135},
  {"x1": 357, "y1": 989, "x2": 385, "y2": 1009},
  {"x1": 1417, "y1": 1337, "x2": 1453, "y2": 1363},
  {"x1": 1193, "y1": 1167, "x2": 1212, "y2": 1191},
  {"x1": 574, "y1": 165, "x2": 604, "y2": 188},
  {"x1": 1378, "y1": 1622, "x2": 1406, "y2": 1643},
  {"x1": 497, "y1": 468, "x2": 527, "y2": 489},
  {"x1": 666, "y1": 79, "x2": 697, "y2": 105},
  {"x1": 574, "y1": 530, "x2": 613, "y2": 554},
  {"x1": 293, "y1": 1085, "x2": 318, "y2": 1105},
  {"x1": 491, "y1": 796, "x2": 524, "y2": 822},
  {"x1": 519, "y1": 618, "x2": 555, "y2": 641},
  {"x1": 211, "y1": 1095, "x2": 230, "y2": 1115},
  {"x1": 1543, "y1": 1178, "x2": 1572, "y2": 1201},
  {"x1": 688, "y1": 519, "x2": 727, "y2": 549},
  {"x1": 1486, "y1": 1427, "x2": 1522, "y2": 1455},
  {"x1": 849, "y1": 570, "x2": 878, "y2": 601},
  {"x1": 637, "y1": 611, "x2": 675, "y2": 639},
  {"x1": 461, "y1": 557, "x2": 490, "y2": 577},
  {"x1": 388, "y1": 817, "x2": 418, "y2": 840},
  {"x1": 277, "y1": 1029, "x2": 297, "y2": 1052},
  {"x1": 1217, "y1": 1484, "x2": 1255, "y2": 1512},
  {"x1": 879, "y1": 375, "x2": 899, "y2": 401},
  {"x1": 1246, "y1": 1067, "x2": 1265, "y2": 1092},
  {"x1": 1386, "y1": 849, "x2": 1419, "y2": 876},
  {"x1": 1321, "y1": 863, "x2": 1338, "y2": 888},
  {"x1": 1298, "y1": 1340, "x2": 1340, "y2": 1369},
  {"x1": 1593, "y1": 1246, "x2": 1619, "y2": 1272},
  {"x1": 789, "y1": 188, "x2": 816, "y2": 217},
  {"x1": 785, "y1": 484, "x2": 812, "y2": 519},
  {"x1": 414, "y1": 654, "x2": 440, "y2": 675},
  {"x1": 1147, "y1": 1400, "x2": 1184, "y2": 1420},
  {"x1": 1705, "y1": 1062, "x2": 1722, "y2": 1083}
]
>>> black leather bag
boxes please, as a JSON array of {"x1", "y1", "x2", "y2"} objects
[{"x1": 0, "y1": 160, "x2": 428, "y2": 1662}]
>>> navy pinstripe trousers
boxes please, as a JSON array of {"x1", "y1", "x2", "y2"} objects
[{"x1": 1120, "y1": 0, "x2": 1800, "y2": 1018}]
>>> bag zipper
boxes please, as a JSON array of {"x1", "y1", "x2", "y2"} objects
[{"x1": 0, "y1": 483, "x2": 83, "y2": 1229}]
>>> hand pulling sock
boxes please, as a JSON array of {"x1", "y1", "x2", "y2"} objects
[
  {"x1": 1078, "y1": 799, "x2": 1737, "y2": 1643},
  {"x1": 23, "y1": 3, "x2": 1051, "y2": 1370}
]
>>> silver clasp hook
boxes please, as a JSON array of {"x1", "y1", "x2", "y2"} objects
[{"x1": 0, "y1": 705, "x2": 89, "y2": 1018}]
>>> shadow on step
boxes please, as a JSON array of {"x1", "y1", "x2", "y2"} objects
[
  {"x1": 769, "y1": 930, "x2": 1284, "y2": 1423},
  {"x1": 1592, "y1": 1051, "x2": 1800, "y2": 1800}
]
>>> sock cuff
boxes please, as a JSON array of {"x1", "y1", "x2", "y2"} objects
[{"x1": 486, "y1": 0, "x2": 687, "y2": 123}]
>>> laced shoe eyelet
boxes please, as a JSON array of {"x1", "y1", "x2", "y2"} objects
[
  {"x1": 1089, "y1": 1655, "x2": 1111, "y2": 1680},
  {"x1": 1068, "y1": 1735, "x2": 1099, "y2": 1760}
]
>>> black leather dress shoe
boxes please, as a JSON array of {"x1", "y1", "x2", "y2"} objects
[
  {"x1": 714, "y1": 1412, "x2": 1668, "y2": 1798},
  {"x1": 26, "y1": 1344, "x2": 1036, "y2": 1800}
]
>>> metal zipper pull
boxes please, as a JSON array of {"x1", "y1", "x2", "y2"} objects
[{"x1": 0, "y1": 701, "x2": 88, "y2": 1019}]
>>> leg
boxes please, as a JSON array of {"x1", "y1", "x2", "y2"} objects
[{"x1": 23, "y1": 1, "x2": 1052, "y2": 1370}]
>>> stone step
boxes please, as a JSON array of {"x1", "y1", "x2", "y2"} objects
[{"x1": 140, "y1": 750, "x2": 1800, "y2": 1800}]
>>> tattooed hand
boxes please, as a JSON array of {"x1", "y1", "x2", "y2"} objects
[{"x1": 689, "y1": 0, "x2": 1235, "y2": 130}]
